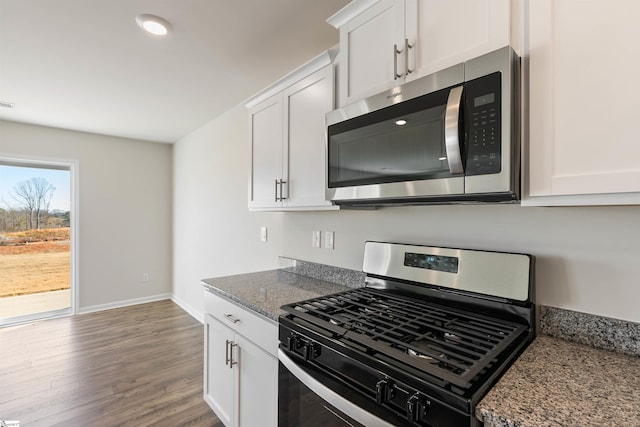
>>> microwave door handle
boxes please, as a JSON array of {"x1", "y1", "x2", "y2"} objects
[{"x1": 444, "y1": 86, "x2": 464, "y2": 174}]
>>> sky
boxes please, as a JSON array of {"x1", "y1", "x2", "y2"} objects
[{"x1": 0, "y1": 165, "x2": 71, "y2": 211}]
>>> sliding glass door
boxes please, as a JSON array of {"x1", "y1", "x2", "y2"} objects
[{"x1": 0, "y1": 158, "x2": 76, "y2": 326}]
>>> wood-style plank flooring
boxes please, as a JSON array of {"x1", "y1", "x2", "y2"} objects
[{"x1": 0, "y1": 299, "x2": 224, "y2": 427}]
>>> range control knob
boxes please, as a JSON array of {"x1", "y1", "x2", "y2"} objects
[
  {"x1": 407, "y1": 394, "x2": 430, "y2": 422},
  {"x1": 286, "y1": 333, "x2": 300, "y2": 352},
  {"x1": 375, "y1": 379, "x2": 396, "y2": 405},
  {"x1": 303, "y1": 342, "x2": 321, "y2": 361}
]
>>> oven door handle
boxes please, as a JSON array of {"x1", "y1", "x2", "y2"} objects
[
  {"x1": 444, "y1": 85, "x2": 464, "y2": 175},
  {"x1": 278, "y1": 349, "x2": 394, "y2": 427}
]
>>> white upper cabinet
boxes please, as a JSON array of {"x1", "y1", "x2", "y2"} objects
[
  {"x1": 246, "y1": 51, "x2": 338, "y2": 211},
  {"x1": 248, "y1": 93, "x2": 285, "y2": 210},
  {"x1": 407, "y1": 0, "x2": 510, "y2": 81},
  {"x1": 525, "y1": 0, "x2": 640, "y2": 205},
  {"x1": 332, "y1": 0, "x2": 403, "y2": 105},
  {"x1": 328, "y1": 0, "x2": 510, "y2": 106},
  {"x1": 284, "y1": 66, "x2": 335, "y2": 209}
]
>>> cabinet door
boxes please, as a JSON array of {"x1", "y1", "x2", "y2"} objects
[
  {"x1": 236, "y1": 334, "x2": 278, "y2": 427},
  {"x1": 248, "y1": 93, "x2": 284, "y2": 209},
  {"x1": 406, "y1": 0, "x2": 510, "y2": 80},
  {"x1": 204, "y1": 315, "x2": 237, "y2": 427},
  {"x1": 283, "y1": 65, "x2": 336, "y2": 209},
  {"x1": 337, "y1": 0, "x2": 405, "y2": 106},
  {"x1": 526, "y1": 0, "x2": 640, "y2": 205}
]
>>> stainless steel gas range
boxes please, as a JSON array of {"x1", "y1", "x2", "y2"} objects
[{"x1": 278, "y1": 241, "x2": 535, "y2": 426}]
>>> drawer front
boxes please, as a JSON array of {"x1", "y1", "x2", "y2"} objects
[{"x1": 204, "y1": 291, "x2": 278, "y2": 356}]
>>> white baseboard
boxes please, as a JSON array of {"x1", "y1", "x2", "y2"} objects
[
  {"x1": 78, "y1": 293, "x2": 172, "y2": 315},
  {"x1": 171, "y1": 294, "x2": 204, "y2": 324}
]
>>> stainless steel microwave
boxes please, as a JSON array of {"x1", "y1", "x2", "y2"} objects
[{"x1": 326, "y1": 46, "x2": 520, "y2": 206}]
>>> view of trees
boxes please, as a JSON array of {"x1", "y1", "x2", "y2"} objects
[
  {"x1": 1, "y1": 173, "x2": 72, "y2": 302},
  {"x1": 0, "y1": 177, "x2": 70, "y2": 232}
]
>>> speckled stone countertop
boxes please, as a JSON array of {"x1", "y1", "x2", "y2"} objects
[
  {"x1": 540, "y1": 306, "x2": 640, "y2": 357},
  {"x1": 477, "y1": 334, "x2": 640, "y2": 427},
  {"x1": 202, "y1": 269, "x2": 349, "y2": 322}
]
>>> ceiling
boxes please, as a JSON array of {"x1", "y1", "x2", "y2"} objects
[{"x1": 0, "y1": 0, "x2": 350, "y2": 143}]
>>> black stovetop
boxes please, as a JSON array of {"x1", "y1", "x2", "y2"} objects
[{"x1": 281, "y1": 286, "x2": 529, "y2": 393}]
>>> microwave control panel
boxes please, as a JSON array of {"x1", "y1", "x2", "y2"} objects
[{"x1": 465, "y1": 72, "x2": 502, "y2": 176}]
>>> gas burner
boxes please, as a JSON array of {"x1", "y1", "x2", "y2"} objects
[
  {"x1": 407, "y1": 348, "x2": 438, "y2": 362},
  {"x1": 444, "y1": 332, "x2": 463, "y2": 343}
]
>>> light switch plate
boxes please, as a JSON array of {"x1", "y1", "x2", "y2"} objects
[
  {"x1": 260, "y1": 226, "x2": 268, "y2": 242},
  {"x1": 312, "y1": 230, "x2": 321, "y2": 248},
  {"x1": 324, "y1": 231, "x2": 334, "y2": 249}
]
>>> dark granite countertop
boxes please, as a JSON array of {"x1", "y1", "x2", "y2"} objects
[
  {"x1": 202, "y1": 269, "x2": 349, "y2": 323},
  {"x1": 477, "y1": 334, "x2": 640, "y2": 427}
]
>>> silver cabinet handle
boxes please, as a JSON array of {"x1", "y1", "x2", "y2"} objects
[
  {"x1": 224, "y1": 313, "x2": 240, "y2": 324},
  {"x1": 229, "y1": 341, "x2": 237, "y2": 369},
  {"x1": 405, "y1": 39, "x2": 413, "y2": 76},
  {"x1": 444, "y1": 86, "x2": 464, "y2": 174},
  {"x1": 275, "y1": 179, "x2": 287, "y2": 201},
  {"x1": 225, "y1": 339, "x2": 238, "y2": 369},
  {"x1": 278, "y1": 349, "x2": 393, "y2": 427},
  {"x1": 274, "y1": 179, "x2": 279, "y2": 202},
  {"x1": 393, "y1": 44, "x2": 403, "y2": 79}
]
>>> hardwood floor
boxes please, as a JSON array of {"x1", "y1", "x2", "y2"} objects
[{"x1": 0, "y1": 299, "x2": 224, "y2": 427}]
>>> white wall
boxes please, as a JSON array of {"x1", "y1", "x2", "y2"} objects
[
  {"x1": 173, "y1": 108, "x2": 640, "y2": 324},
  {"x1": 0, "y1": 119, "x2": 172, "y2": 310},
  {"x1": 172, "y1": 106, "x2": 284, "y2": 318},
  {"x1": 280, "y1": 205, "x2": 640, "y2": 323}
]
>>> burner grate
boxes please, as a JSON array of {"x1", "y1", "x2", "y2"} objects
[{"x1": 283, "y1": 287, "x2": 527, "y2": 389}]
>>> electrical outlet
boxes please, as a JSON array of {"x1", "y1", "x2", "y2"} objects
[
  {"x1": 324, "y1": 231, "x2": 334, "y2": 249},
  {"x1": 142, "y1": 273, "x2": 149, "y2": 283},
  {"x1": 312, "y1": 231, "x2": 321, "y2": 248},
  {"x1": 260, "y1": 226, "x2": 268, "y2": 242}
]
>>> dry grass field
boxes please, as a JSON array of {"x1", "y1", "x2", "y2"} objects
[{"x1": 0, "y1": 228, "x2": 71, "y2": 298}]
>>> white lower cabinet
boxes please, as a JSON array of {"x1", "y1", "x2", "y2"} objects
[
  {"x1": 204, "y1": 315, "x2": 235, "y2": 426},
  {"x1": 235, "y1": 334, "x2": 278, "y2": 427},
  {"x1": 204, "y1": 292, "x2": 278, "y2": 427}
]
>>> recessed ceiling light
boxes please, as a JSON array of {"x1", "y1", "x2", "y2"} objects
[
  {"x1": 395, "y1": 119, "x2": 407, "y2": 126},
  {"x1": 135, "y1": 14, "x2": 172, "y2": 36}
]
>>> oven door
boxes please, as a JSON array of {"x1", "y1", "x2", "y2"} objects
[
  {"x1": 326, "y1": 64, "x2": 466, "y2": 205},
  {"x1": 278, "y1": 349, "x2": 398, "y2": 427}
]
